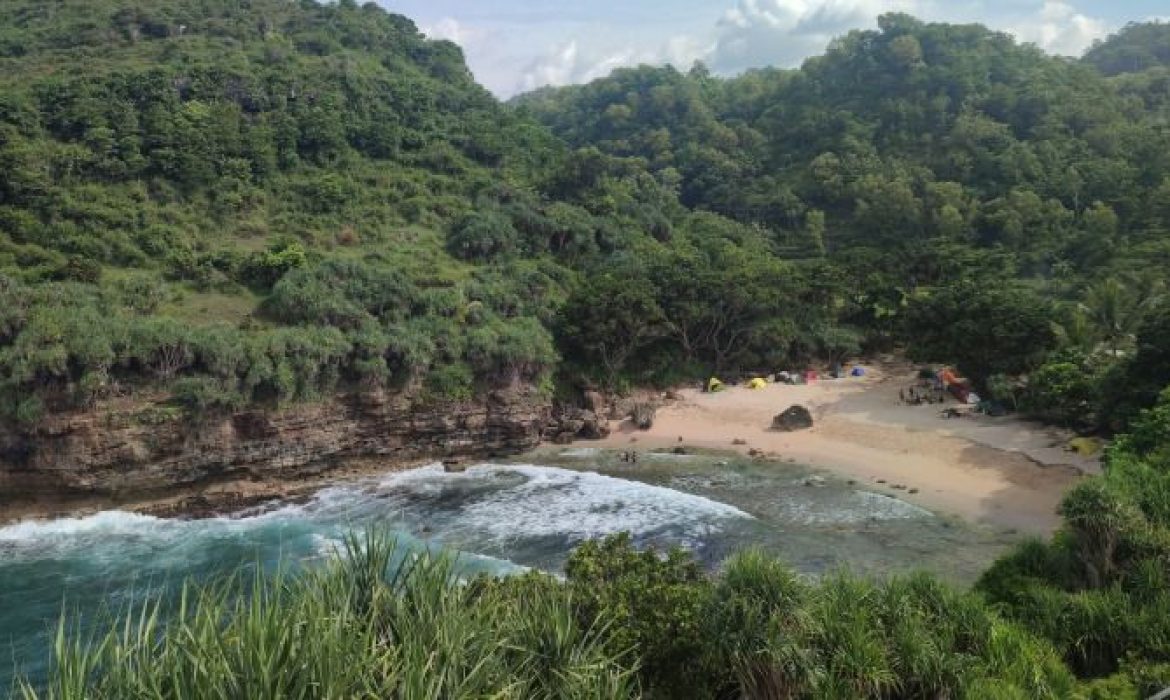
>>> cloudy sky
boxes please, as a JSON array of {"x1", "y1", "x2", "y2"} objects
[{"x1": 377, "y1": 1, "x2": 1168, "y2": 97}]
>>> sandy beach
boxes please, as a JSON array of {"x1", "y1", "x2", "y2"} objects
[{"x1": 597, "y1": 363, "x2": 1099, "y2": 535}]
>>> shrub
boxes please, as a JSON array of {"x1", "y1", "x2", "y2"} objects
[
  {"x1": 1024, "y1": 361, "x2": 1098, "y2": 426},
  {"x1": 239, "y1": 242, "x2": 307, "y2": 289},
  {"x1": 170, "y1": 377, "x2": 245, "y2": 416},
  {"x1": 423, "y1": 362, "x2": 474, "y2": 402},
  {"x1": 446, "y1": 210, "x2": 519, "y2": 262}
]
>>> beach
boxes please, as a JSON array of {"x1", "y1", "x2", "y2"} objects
[{"x1": 597, "y1": 363, "x2": 1099, "y2": 535}]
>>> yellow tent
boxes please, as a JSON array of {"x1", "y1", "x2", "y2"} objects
[
  {"x1": 747, "y1": 377, "x2": 768, "y2": 390},
  {"x1": 708, "y1": 377, "x2": 726, "y2": 392}
]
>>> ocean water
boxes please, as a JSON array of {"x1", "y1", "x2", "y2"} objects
[{"x1": 0, "y1": 453, "x2": 1016, "y2": 690}]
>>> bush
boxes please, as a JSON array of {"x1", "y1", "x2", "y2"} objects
[
  {"x1": 446, "y1": 210, "x2": 519, "y2": 262},
  {"x1": 1024, "y1": 361, "x2": 1099, "y2": 427},
  {"x1": 170, "y1": 377, "x2": 245, "y2": 416},
  {"x1": 423, "y1": 362, "x2": 474, "y2": 401},
  {"x1": 239, "y1": 242, "x2": 308, "y2": 289},
  {"x1": 565, "y1": 533, "x2": 716, "y2": 697}
]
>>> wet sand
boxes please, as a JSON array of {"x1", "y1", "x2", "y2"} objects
[{"x1": 597, "y1": 363, "x2": 1098, "y2": 535}]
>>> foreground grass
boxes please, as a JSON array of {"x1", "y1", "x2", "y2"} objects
[
  {"x1": 20, "y1": 532, "x2": 633, "y2": 700},
  {"x1": 20, "y1": 529, "x2": 1092, "y2": 700}
]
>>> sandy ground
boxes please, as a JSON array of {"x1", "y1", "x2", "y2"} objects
[{"x1": 598, "y1": 363, "x2": 1099, "y2": 535}]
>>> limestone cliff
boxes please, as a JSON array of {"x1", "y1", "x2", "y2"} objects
[{"x1": 0, "y1": 387, "x2": 550, "y2": 505}]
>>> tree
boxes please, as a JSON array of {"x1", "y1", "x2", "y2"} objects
[
  {"x1": 558, "y1": 271, "x2": 665, "y2": 386},
  {"x1": 904, "y1": 282, "x2": 1058, "y2": 382}
]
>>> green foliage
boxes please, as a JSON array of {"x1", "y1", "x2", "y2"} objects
[
  {"x1": 565, "y1": 533, "x2": 712, "y2": 697},
  {"x1": 563, "y1": 535, "x2": 1075, "y2": 698},
  {"x1": 1085, "y1": 21, "x2": 1170, "y2": 76},
  {"x1": 1024, "y1": 360, "x2": 1099, "y2": 427},
  {"x1": 978, "y1": 403, "x2": 1170, "y2": 679},
  {"x1": 904, "y1": 282, "x2": 1057, "y2": 383},
  {"x1": 22, "y1": 532, "x2": 634, "y2": 699}
]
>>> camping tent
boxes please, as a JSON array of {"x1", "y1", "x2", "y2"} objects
[
  {"x1": 747, "y1": 377, "x2": 767, "y2": 389},
  {"x1": 708, "y1": 377, "x2": 726, "y2": 393},
  {"x1": 850, "y1": 366, "x2": 866, "y2": 377}
]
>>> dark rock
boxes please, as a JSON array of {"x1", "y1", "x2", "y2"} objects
[
  {"x1": 631, "y1": 402, "x2": 656, "y2": 430},
  {"x1": 443, "y1": 460, "x2": 466, "y2": 473},
  {"x1": 583, "y1": 390, "x2": 606, "y2": 414},
  {"x1": 579, "y1": 411, "x2": 609, "y2": 439},
  {"x1": 771, "y1": 405, "x2": 813, "y2": 432},
  {"x1": 562, "y1": 418, "x2": 586, "y2": 436},
  {"x1": 553, "y1": 431, "x2": 576, "y2": 445}
]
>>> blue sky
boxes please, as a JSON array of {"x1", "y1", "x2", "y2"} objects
[{"x1": 377, "y1": 1, "x2": 1170, "y2": 97}]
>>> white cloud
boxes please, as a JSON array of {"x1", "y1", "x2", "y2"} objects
[
  {"x1": 1008, "y1": 1, "x2": 1108, "y2": 55},
  {"x1": 517, "y1": 34, "x2": 713, "y2": 93},
  {"x1": 482, "y1": 0, "x2": 1112, "y2": 95}
]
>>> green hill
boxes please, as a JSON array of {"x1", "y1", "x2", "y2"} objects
[
  {"x1": 1, "y1": 2, "x2": 1168, "y2": 433},
  {"x1": 516, "y1": 14, "x2": 1170, "y2": 426},
  {"x1": 1084, "y1": 21, "x2": 1170, "y2": 76}
]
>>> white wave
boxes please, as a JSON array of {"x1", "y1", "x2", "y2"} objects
[
  {"x1": 377, "y1": 463, "x2": 752, "y2": 545},
  {"x1": 0, "y1": 510, "x2": 165, "y2": 543}
]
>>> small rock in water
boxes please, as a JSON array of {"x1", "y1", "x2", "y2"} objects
[
  {"x1": 732, "y1": 438, "x2": 747, "y2": 445},
  {"x1": 876, "y1": 479, "x2": 887, "y2": 484},
  {"x1": 846, "y1": 479, "x2": 856, "y2": 486},
  {"x1": 803, "y1": 476, "x2": 826, "y2": 487},
  {"x1": 909, "y1": 488, "x2": 919, "y2": 494},
  {"x1": 672, "y1": 445, "x2": 688, "y2": 455},
  {"x1": 715, "y1": 460, "x2": 729, "y2": 467}
]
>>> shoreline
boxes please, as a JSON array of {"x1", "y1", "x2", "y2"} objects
[
  {"x1": 1, "y1": 362, "x2": 1099, "y2": 535},
  {"x1": 596, "y1": 362, "x2": 1097, "y2": 535},
  {"x1": 0, "y1": 456, "x2": 431, "y2": 526}
]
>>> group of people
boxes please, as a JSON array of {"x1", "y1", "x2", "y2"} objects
[
  {"x1": 619, "y1": 451, "x2": 638, "y2": 463},
  {"x1": 899, "y1": 383, "x2": 947, "y2": 406}
]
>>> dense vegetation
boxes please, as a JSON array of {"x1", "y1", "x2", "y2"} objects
[
  {"x1": 518, "y1": 14, "x2": 1170, "y2": 429},
  {"x1": 1, "y1": 1, "x2": 1168, "y2": 434}
]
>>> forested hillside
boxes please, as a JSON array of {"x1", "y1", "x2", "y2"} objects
[
  {"x1": 0, "y1": 0, "x2": 814, "y2": 423},
  {"x1": 517, "y1": 14, "x2": 1170, "y2": 430},
  {"x1": 2, "y1": 2, "x2": 1167, "y2": 435}
]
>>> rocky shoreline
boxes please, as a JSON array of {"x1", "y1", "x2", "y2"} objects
[
  {"x1": 0, "y1": 386, "x2": 554, "y2": 524},
  {"x1": 0, "y1": 381, "x2": 678, "y2": 525}
]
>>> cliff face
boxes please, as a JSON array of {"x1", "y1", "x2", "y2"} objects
[{"x1": 0, "y1": 388, "x2": 551, "y2": 504}]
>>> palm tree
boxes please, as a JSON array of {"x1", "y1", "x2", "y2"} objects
[{"x1": 1080, "y1": 275, "x2": 1165, "y2": 355}]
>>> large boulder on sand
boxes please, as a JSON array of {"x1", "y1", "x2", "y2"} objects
[
  {"x1": 772, "y1": 405, "x2": 813, "y2": 432},
  {"x1": 579, "y1": 410, "x2": 610, "y2": 439},
  {"x1": 631, "y1": 402, "x2": 656, "y2": 430}
]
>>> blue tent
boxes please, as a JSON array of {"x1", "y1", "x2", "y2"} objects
[{"x1": 850, "y1": 366, "x2": 866, "y2": 377}]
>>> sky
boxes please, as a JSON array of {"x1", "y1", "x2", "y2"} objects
[{"x1": 377, "y1": 1, "x2": 1170, "y2": 97}]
